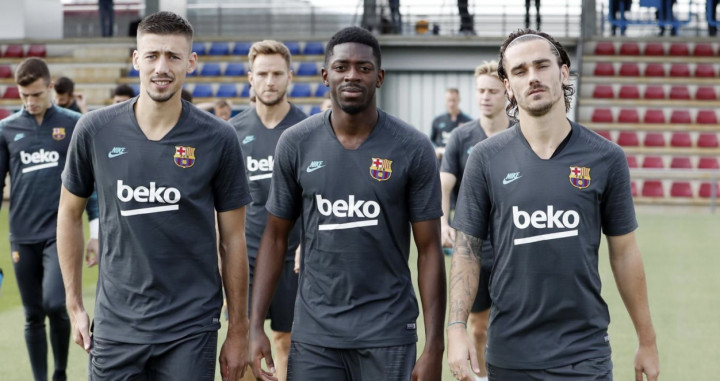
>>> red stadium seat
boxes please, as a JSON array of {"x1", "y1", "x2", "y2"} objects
[
  {"x1": 693, "y1": 43, "x2": 715, "y2": 57},
  {"x1": 26, "y1": 44, "x2": 46, "y2": 58},
  {"x1": 668, "y1": 43, "x2": 690, "y2": 56},
  {"x1": 670, "y1": 156, "x2": 693, "y2": 168},
  {"x1": 696, "y1": 110, "x2": 718, "y2": 124},
  {"x1": 0, "y1": 65, "x2": 11, "y2": 78},
  {"x1": 699, "y1": 182, "x2": 720, "y2": 198},
  {"x1": 696, "y1": 86, "x2": 717, "y2": 100},
  {"x1": 642, "y1": 156, "x2": 664, "y2": 169},
  {"x1": 694, "y1": 64, "x2": 715, "y2": 78},
  {"x1": 618, "y1": 109, "x2": 639, "y2": 123},
  {"x1": 617, "y1": 131, "x2": 639, "y2": 146},
  {"x1": 669, "y1": 63, "x2": 690, "y2": 77},
  {"x1": 619, "y1": 42, "x2": 640, "y2": 55},
  {"x1": 2, "y1": 86, "x2": 19, "y2": 99},
  {"x1": 0, "y1": 108, "x2": 11, "y2": 120},
  {"x1": 669, "y1": 86, "x2": 690, "y2": 100},
  {"x1": 595, "y1": 130, "x2": 612, "y2": 140},
  {"x1": 641, "y1": 180, "x2": 665, "y2": 197},
  {"x1": 591, "y1": 108, "x2": 614, "y2": 123},
  {"x1": 644, "y1": 42, "x2": 665, "y2": 56},
  {"x1": 643, "y1": 109, "x2": 666, "y2": 124},
  {"x1": 644, "y1": 85, "x2": 665, "y2": 99},
  {"x1": 698, "y1": 157, "x2": 720, "y2": 169},
  {"x1": 627, "y1": 155, "x2": 638, "y2": 168},
  {"x1": 697, "y1": 133, "x2": 719, "y2": 148},
  {"x1": 644, "y1": 133, "x2": 666, "y2": 147},
  {"x1": 619, "y1": 63, "x2": 640, "y2": 76},
  {"x1": 618, "y1": 85, "x2": 639, "y2": 99},
  {"x1": 670, "y1": 182, "x2": 693, "y2": 198},
  {"x1": 595, "y1": 42, "x2": 616, "y2": 55},
  {"x1": 644, "y1": 63, "x2": 665, "y2": 77},
  {"x1": 670, "y1": 110, "x2": 692, "y2": 124},
  {"x1": 670, "y1": 132, "x2": 692, "y2": 147},
  {"x1": 3, "y1": 44, "x2": 23, "y2": 58},
  {"x1": 593, "y1": 85, "x2": 614, "y2": 99},
  {"x1": 631, "y1": 181, "x2": 638, "y2": 197},
  {"x1": 594, "y1": 63, "x2": 615, "y2": 76}
]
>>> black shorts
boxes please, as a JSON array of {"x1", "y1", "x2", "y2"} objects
[
  {"x1": 488, "y1": 355, "x2": 613, "y2": 381},
  {"x1": 287, "y1": 341, "x2": 416, "y2": 381},
  {"x1": 248, "y1": 256, "x2": 299, "y2": 332},
  {"x1": 471, "y1": 262, "x2": 492, "y2": 313}
]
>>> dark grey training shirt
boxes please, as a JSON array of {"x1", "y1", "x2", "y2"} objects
[
  {"x1": 453, "y1": 121, "x2": 637, "y2": 369},
  {"x1": 62, "y1": 98, "x2": 252, "y2": 344},
  {"x1": 267, "y1": 109, "x2": 442, "y2": 348},
  {"x1": 429, "y1": 111, "x2": 472, "y2": 147}
]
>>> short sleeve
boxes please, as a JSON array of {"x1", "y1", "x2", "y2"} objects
[
  {"x1": 407, "y1": 137, "x2": 443, "y2": 222},
  {"x1": 62, "y1": 116, "x2": 96, "y2": 198},
  {"x1": 440, "y1": 128, "x2": 461, "y2": 176},
  {"x1": 266, "y1": 131, "x2": 302, "y2": 221},
  {"x1": 451, "y1": 148, "x2": 492, "y2": 239},
  {"x1": 600, "y1": 148, "x2": 638, "y2": 236},
  {"x1": 213, "y1": 127, "x2": 252, "y2": 212}
]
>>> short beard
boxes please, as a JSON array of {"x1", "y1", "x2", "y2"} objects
[
  {"x1": 146, "y1": 90, "x2": 175, "y2": 103},
  {"x1": 526, "y1": 100, "x2": 554, "y2": 117},
  {"x1": 257, "y1": 90, "x2": 286, "y2": 107}
]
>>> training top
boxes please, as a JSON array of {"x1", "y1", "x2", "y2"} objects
[
  {"x1": 267, "y1": 109, "x2": 442, "y2": 348},
  {"x1": 452, "y1": 121, "x2": 637, "y2": 369},
  {"x1": 230, "y1": 104, "x2": 307, "y2": 261},
  {"x1": 62, "y1": 99, "x2": 251, "y2": 344},
  {"x1": 429, "y1": 111, "x2": 472, "y2": 147},
  {"x1": 0, "y1": 106, "x2": 98, "y2": 243}
]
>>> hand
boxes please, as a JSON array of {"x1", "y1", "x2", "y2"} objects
[
  {"x1": 68, "y1": 306, "x2": 92, "y2": 352},
  {"x1": 294, "y1": 246, "x2": 301, "y2": 274},
  {"x1": 249, "y1": 326, "x2": 277, "y2": 381},
  {"x1": 441, "y1": 222, "x2": 455, "y2": 248},
  {"x1": 85, "y1": 238, "x2": 98, "y2": 267},
  {"x1": 411, "y1": 345, "x2": 443, "y2": 380},
  {"x1": 634, "y1": 342, "x2": 659, "y2": 381},
  {"x1": 74, "y1": 93, "x2": 89, "y2": 113},
  {"x1": 447, "y1": 326, "x2": 480, "y2": 381},
  {"x1": 435, "y1": 146, "x2": 445, "y2": 159},
  {"x1": 219, "y1": 324, "x2": 249, "y2": 381}
]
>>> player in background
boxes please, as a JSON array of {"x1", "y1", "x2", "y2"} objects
[
  {"x1": 230, "y1": 39, "x2": 308, "y2": 381},
  {"x1": 53, "y1": 77, "x2": 88, "y2": 114},
  {"x1": 446, "y1": 29, "x2": 659, "y2": 381},
  {"x1": 0, "y1": 57, "x2": 98, "y2": 381},
  {"x1": 248, "y1": 26, "x2": 446, "y2": 381},
  {"x1": 57, "y1": 11, "x2": 252, "y2": 381},
  {"x1": 430, "y1": 88, "x2": 472, "y2": 159},
  {"x1": 440, "y1": 60, "x2": 512, "y2": 381},
  {"x1": 111, "y1": 84, "x2": 136, "y2": 104}
]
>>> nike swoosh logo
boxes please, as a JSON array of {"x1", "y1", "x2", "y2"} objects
[
  {"x1": 108, "y1": 151, "x2": 128, "y2": 158},
  {"x1": 503, "y1": 177, "x2": 521, "y2": 185},
  {"x1": 306, "y1": 165, "x2": 325, "y2": 173}
]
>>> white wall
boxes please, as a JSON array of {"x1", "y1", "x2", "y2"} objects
[{"x1": 0, "y1": 0, "x2": 62, "y2": 39}]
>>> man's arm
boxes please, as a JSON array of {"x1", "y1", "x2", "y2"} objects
[
  {"x1": 249, "y1": 214, "x2": 294, "y2": 381},
  {"x1": 440, "y1": 172, "x2": 457, "y2": 248},
  {"x1": 410, "y1": 219, "x2": 446, "y2": 380},
  {"x1": 446, "y1": 231, "x2": 483, "y2": 380},
  {"x1": 217, "y1": 207, "x2": 250, "y2": 381},
  {"x1": 57, "y1": 186, "x2": 91, "y2": 352},
  {"x1": 84, "y1": 191, "x2": 100, "y2": 267},
  {"x1": 607, "y1": 232, "x2": 659, "y2": 381}
]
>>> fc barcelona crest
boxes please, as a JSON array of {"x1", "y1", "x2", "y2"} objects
[
  {"x1": 569, "y1": 166, "x2": 591, "y2": 189},
  {"x1": 52, "y1": 127, "x2": 66, "y2": 141},
  {"x1": 174, "y1": 146, "x2": 196, "y2": 168},
  {"x1": 370, "y1": 157, "x2": 392, "y2": 181}
]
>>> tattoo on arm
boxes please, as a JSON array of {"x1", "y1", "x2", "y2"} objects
[
  {"x1": 455, "y1": 231, "x2": 483, "y2": 261},
  {"x1": 448, "y1": 231, "x2": 483, "y2": 323}
]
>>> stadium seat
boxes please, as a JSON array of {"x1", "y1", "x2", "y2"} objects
[
  {"x1": 3, "y1": 44, "x2": 23, "y2": 58},
  {"x1": 593, "y1": 85, "x2": 614, "y2": 99},
  {"x1": 670, "y1": 156, "x2": 693, "y2": 168},
  {"x1": 641, "y1": 180, "x2": 664, "y2": 197},
  {"x1": 670, "y1": 110, "x2": 692, "y2": 124},
  {"x1": 240, "y1": 84, "x2": 250, "y2": 97},
  {"x1": 200, "y1": 63, "x2": 222, "y2": 77},
  {"x1": 0, "y1": 65, "x2": 11, "y2": 78},
  {"x1": 289, "y1": 83, "x2": 311, "y2": 98},
  {"x1": 644, "y1": 85, "x2": 665, "y2": 99},
  {"x1": 668, "y1": 43, "x2": 689, "y2": 56},
  {"x1": 296, "y1": 62, "x2": 318, "y2": 76},
  {"x1": 130, "y1": 84, "x2": 139, "y2": 95},
  {"x1": 617, "y1": 131, "x2": 639, "y2": 146},
  {"x1": 670, "y1": 132, "x2": 692, "y2": 147},
  {"x1": 0, "y1": 108, "x2": 11, "y2": 120},
  {"x1": 693, "y1": 43, "x2": 715, "y2": 57},
  {"x1": 303, "y1": 42, "x2": 325, "y2": 55},
  {"x1": 309, "y1": 106, "x2": 322, "y2": 115},
  {"x1": 644, "y1": 63, "x2": 665, "y2": 77},
  {"x1": 697, "y1": 133, "x2": 719, "y2": 148},
  {"x1": 643, "y1": 109, "x2": 666, "y2": 124},
  {"x1": 2, "y1": 86, "x2": 19, "y2": 99},
  {"x1": 698, "y1": 157, "x2": 720, "y2": 169},
  {"x1": 696, "y1": 110, "x2": 718, "y2": 124},
  {"x1": 232, "y1": 42, "x2": 252, "y2": 56},
  {"x1": 626, "y1": 155, "x2": 638, "y2": 168},
  {"x1": 224, "y1": 63, "x2": 246, "y2": 76},
  {"x1": 128, "y1": 66, "x2": 139, "y2": 77},
  {"x1": 593, "y1": 63, "x2": 615, "y2": 76},
  {"x1": 618, "y1": 85, "x2": 639, "y2": 99},
  {"x1": 216, "y1": 84, "x2": 237, "y2": 98},
  {"x1": 698, "y1": 182, "x2": 720, "y2": 198},
  {"x1": 192, "y1": 84, "x2": 213, "y2": 98},
  {"x1": 631, "y1": 181, "x2": 638, "y2": 197},
  {"x1": 283, "y1": 42, "x2": 301, "y2": 55},
  {"x1": 591, "y1": 108, "x2": 613, "y2": 123},
  {"x1": 670, "y1": 182, "x2": 693, "y2": 198},
  {"x1": 695, "y1": 64, "x2": 715, "y2": 78},
  {"x1": 669, "y1": 86, "x2": 690, "y2": 100},
  {"x1": 619, "y1": 63, "x2": 640, "y2": 76},
  {"x1": 618, "y1": 109, "x2": 639, "y2": 124},
  {"x1": 26, "y1": 44, "x2": 46, "y2": 57},
  {"x1": 644, "y1": 43, "x2": 665, "y2": 56},
  {"x1": 192, "y1": 42, "x2": 206, "y2": 55},
  {"x1": 669, "y1": 63, "x2": 690, "y2": 77},
  {"x1": 642, "y1": 155, "x2": 664, "y2": 168},
  {"x1": 696, "y1": 86, "x2": 717, "y2": 100},
  {"x1": 619, "y1": 42, "x2": 640, "y2": 55},
  {"x1": 208, "y1": 42, "x2": 229, "y2": 56},
  {"x1": 314, "y1": 84, "x2": 330, "y2": 97},
  {"x1": 595, "y1": 130, "x2": 612, "y2": 140}
]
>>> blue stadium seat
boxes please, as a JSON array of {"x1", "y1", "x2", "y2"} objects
[
  {"x1": 303, "y1": 42, "x2": 325, "y2": 55},
  {"x1": 192, "y1": 84, "x2": 213, "y2": 98},
  {"x1": 217, "y1": 84, "x2": 238, "y2": 98},
  {"x1": 233, "y1": 42, "x2": 252, "y2": 56},
  {"x1": 130, "y1": 84, "x2": 139, "y2": 95},
  {"x1": 128, "y1": 66, "x2": 139, "y2": 77},
  {"x1": 284, "y1": 42, "x2": 301, "y2": 55},
  {"x1": 240, "y1": 85, "x2": 251, "y2": 97},
  {"x1": 209, "y1": 42, "x2": 229, "y2": 56},
  {"x1": 193, "y1": 42, "x2": 207, "y2": 55},
  {"x1": 290, "y1": 83, "x2": 311, "y2": 97},
  {"x1": 224, "y1": 63, "x2": 246, "y2": 77},
  {"x1": 309, "y1": 106, "x2": 322, "y2": 115},
  {"x1": 315, "y1": 84, "x2": 330, "y2": 97},
  {"x1": 200, "y1": 63, "x2": 222, "y2": 77},
  {"x1": 296, "y1": 62, "x2": 318, "y2": 76}
]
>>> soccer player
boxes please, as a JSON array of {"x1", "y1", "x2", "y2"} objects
[
  {"x1": 430, "y1": 88, "x2": 472, "y2": 159},
  {"x1": 57, "y1": 11, "x2": 252, "y2": 381},
  {"x1": 248, "y1": 26, "x2": 446, "y2": 381},
  {"x1": 446, "y1": 29, "x2": 659, "y2": 381},
  {"x1": 53, "y1": 76, "x2": 88, "y2": 114},
  {"x1": 111, "y1": 83, "x2": 136, "y2": 103},
  {"x1": 230, "y1": 39, "x2": 308, "y2": 381},
  {"x1": 440, "y1": 60, "x2": 511, "y2": 381},
  {"x1": 0, "y1": 57, "x2": 98, "y2": 381}
]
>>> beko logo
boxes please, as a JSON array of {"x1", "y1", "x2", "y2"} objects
[
  {"x1": 512, "y1": 206, "x2": 579, "y2": 245},
  {"x1": 116, "y1": 180, "x2": 181, "y2": 216},
  {"x1": 247, "y1": 155, "x2": 274, "y2": 181},
  {"x1": 316, "y1": 194, "x2": 380, "y2": 231},
  {"x1": 20, "y1": 149, "x2": 59, "y2": 173}
]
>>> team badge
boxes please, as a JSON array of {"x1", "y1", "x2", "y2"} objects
[
  {"x1": 174, "y1": 146, "x2": 196, "y2": 168},
  {"x1": 569, "y1": 166, "x2": 591, "y2": 189},
  {"x1": 370, "y1": 157, "x2": 392, "y2": 181},
  {"x1": 12, "y1": 251, "x2": 19, "y2": 263},
  {"x1": 52, "y1": 128, "x2": 66, "y2": 141}
]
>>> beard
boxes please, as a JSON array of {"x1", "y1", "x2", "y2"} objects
[
  {"x1": 257, "y1": 89, "x2": 286, "y2": 107},
  {"x1": 146, "y1": 89, "x2": 176, "y2": 103}
]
